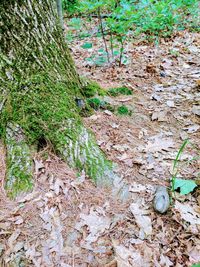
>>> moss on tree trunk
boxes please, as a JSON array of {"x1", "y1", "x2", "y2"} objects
[{"x1": 0, "y1": 0, "x2": 128, "y2": 199}]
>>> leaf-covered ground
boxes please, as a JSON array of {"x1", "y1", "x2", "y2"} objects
[{"x1": 0, "y1": 27, "x2": 199, "y2": 266}]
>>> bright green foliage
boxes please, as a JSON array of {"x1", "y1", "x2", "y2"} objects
[
  {"x1": 108, "y1": 86, "x2": 133, "y2": 97},
  {"x1": 77, "y1": 0, "x2": 116, "y2": 13},
  {"x1": 68, "y1": 17, "x2": 82, "y2": 30},
  {"x1": 87, "y1": 98, "x2": 114, "y2": 111},
  {"x1": 174, "y1": 178, "x2": 197, "y2": 195},
  {"x1": 65, "y1": 0, "x2": 199, "y2": 65}
]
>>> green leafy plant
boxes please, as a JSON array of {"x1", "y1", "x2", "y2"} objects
[
  {"x1": 87, "y1": 98, "x2": 114, "y2": 111},
  {"x1": 171, "y1": 139, "x2": 199, "y2": 195},
  {"x1": 173, "y1": 178, "x2": 197, "y2": 195}
]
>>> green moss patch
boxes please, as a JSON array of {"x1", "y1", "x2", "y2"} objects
[
  {"x1": 87, "y1": 97, "x2": 115, "y2": 111},
  {"x1": 117, "y1": 105, "x2": 132, "y2": 116},
  {"x1": 108, "y1": 86, "x2": 133, "y2": 97},
  {"x1": 81, "y1": 80, "x2": 106, "y2": 97},
  {"x1": 1, "y1": 72, "x2": 117, "y2": 193},
  {"x1": 87, "y1": 98, "x2": 101, "y2": 110},
  {"x1": 0, "y1": 73, "x2": 80, "y2": 144}
]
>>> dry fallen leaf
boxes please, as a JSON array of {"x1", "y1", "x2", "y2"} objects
[
  {"x1": 160, "y1": 254, "x2": 173, "y2": 267},
  {"x1": 151, "y1": 111, "x2": 168, "y2": 121},
  {"x1": 113, "y1": 240, "x2": 148, "y2": 267},
  {"x1": 34, "y1": 158, "x2": 45, "y2": 175},
  {"x1": 14, "y1": 216, "x2": 24, "y2": 225},
  {"x1": 166, "y1": 100, "x2": 175, "y2": 108},
  {"x1": 145, "y1": 137, "x2": 174, "y2": 153},
  {"x1": 174, "y1": 201, "x2": 200, "y2": 225},
  {"x1": 130, "y1": 201, "x2": 152, "y2": 239},
  {"x1": 18, "y1": 191, "x2": 39, "y2": 203},
  {"x1": 7, "y1": 229, "x2": 21, "y2": 247},
  {"x1": 76, "y1": 209, "x2": 111, "y2": 245}
]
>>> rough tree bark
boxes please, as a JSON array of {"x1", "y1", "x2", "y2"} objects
[
  {"x1": 0, "y1": 0, "x2": 128, "y2": 199},
  {"x1": 56, "y1": 0, "x2": 64, "y2": 30}
]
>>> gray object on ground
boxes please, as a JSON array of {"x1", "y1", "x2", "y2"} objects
[{"x1": 153, "y1": 186, "x2": 170, "y2": 214}]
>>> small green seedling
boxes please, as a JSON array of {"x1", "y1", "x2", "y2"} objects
[{"x1": 171, "y1": 139, "x2": 197, "y2": 195}]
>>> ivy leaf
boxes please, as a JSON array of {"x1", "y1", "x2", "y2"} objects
[{"x1": 174, "y1": 178, "x2": 197, "y2": 195}]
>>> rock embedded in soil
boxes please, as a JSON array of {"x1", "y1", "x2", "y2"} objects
[{"x1": 153, "y1": 186, "x2": 170, "y2": 214}]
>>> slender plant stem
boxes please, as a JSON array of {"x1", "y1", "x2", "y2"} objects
[
  {"x1": 110, "y1": 32, "x2": 114, "y2": 59},
  {"x1": 119, "y1": 38, "x2": 124, "y2": 67},
  {"x1": 98, "y1": 7, "x2": 110, "y2": 63}
]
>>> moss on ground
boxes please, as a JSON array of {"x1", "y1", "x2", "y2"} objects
[
  {"x1": 81, "y1": 79, "x2": 106, "y2": 97},
  {"x1": 108, "y1": 86, "x2": 133, "y2": 97},
  {"x1": 117, "y1": 105, "x2": 132, "y2": 116}
]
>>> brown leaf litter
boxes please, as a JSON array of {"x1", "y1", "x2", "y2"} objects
[{"x1": 0, "y1": 29, "x2": 200, "y2": 266}]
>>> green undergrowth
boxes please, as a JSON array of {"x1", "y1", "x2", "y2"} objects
[
  {"x1": 65, "y1": 0, "x2": 199, "y2": 67},
  {"x1": 87, "y1": 98, "x2": 101, "y2": 110},
  {"x1": 108, "y1": 87, "x2": 133, "y2": 97}
]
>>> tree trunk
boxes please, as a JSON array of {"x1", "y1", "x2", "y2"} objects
[
  {"x1": 0, "y1": 0, "x2": 128, "y2": 199},
  {"x1": 56, "y1": 0, "x2": 64, "y2": 30}
]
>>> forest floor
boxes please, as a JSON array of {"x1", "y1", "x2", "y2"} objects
[{"x1": 0, "y1": 26, "x2": 200, "y2": 266}]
